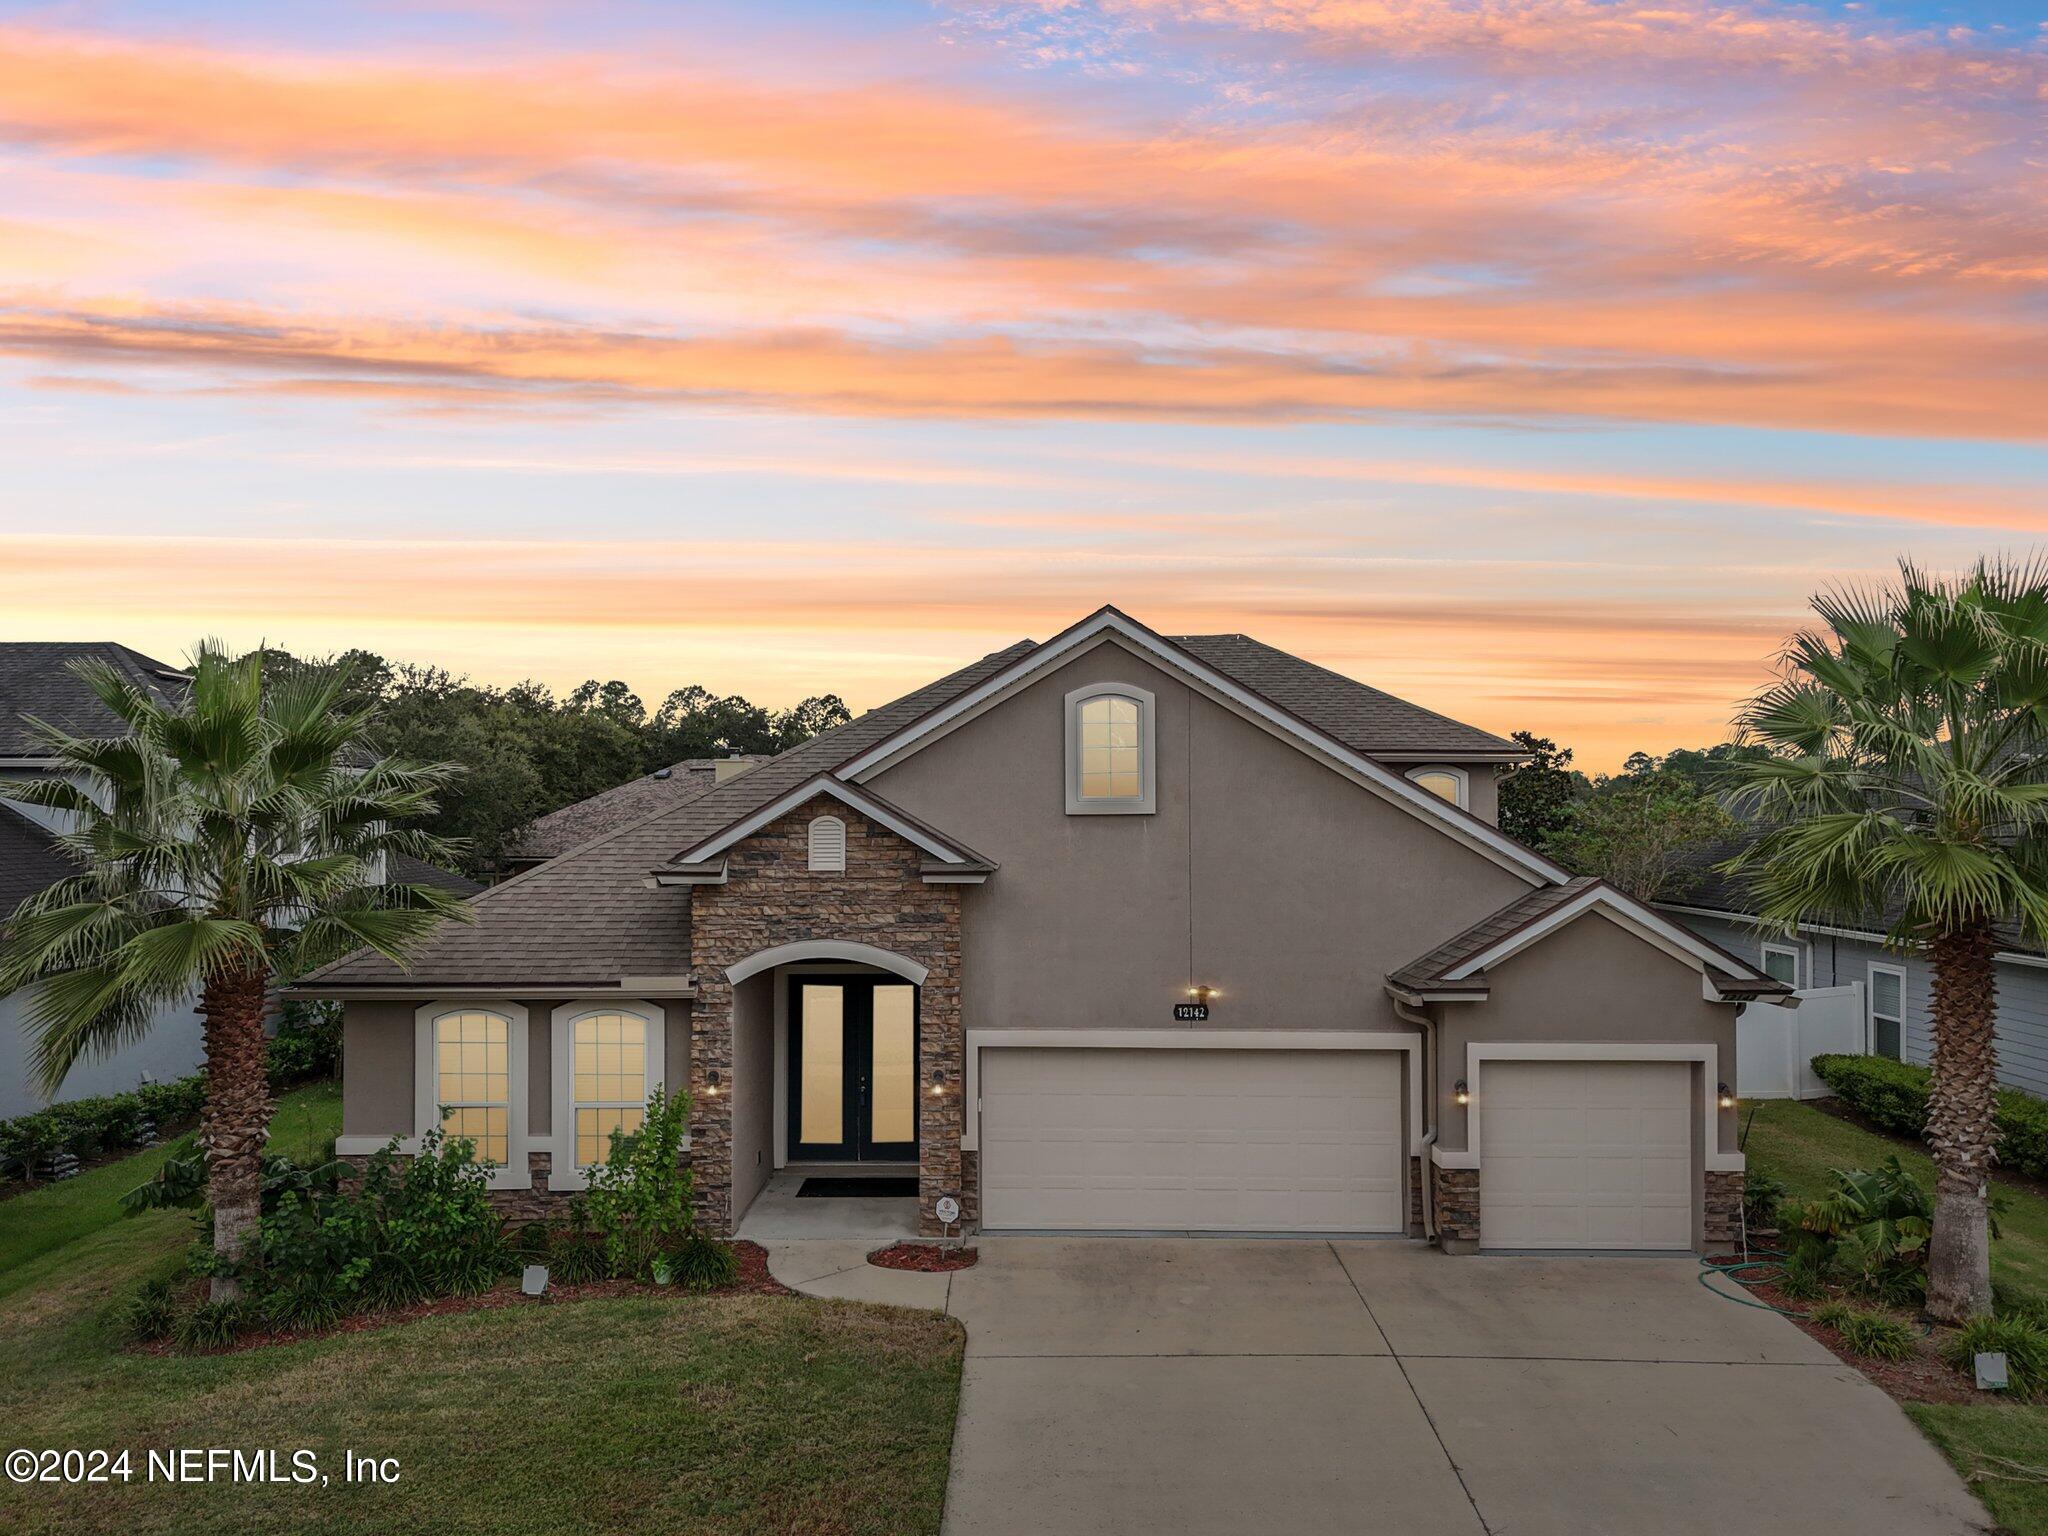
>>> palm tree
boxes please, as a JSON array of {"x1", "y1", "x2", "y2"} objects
[
  {"x1": 1725, "y1": 559, "x2": 2048, "y2": 1321},
  {"x1": 0, "y1": 645, "x2": 472, "y2": 1300}
]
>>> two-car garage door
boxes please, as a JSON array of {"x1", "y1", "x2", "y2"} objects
[
  {"x1": 978, "y1": 1047, "x2": 1406, "y2": 1233},
  {"x1": 1480, "y1": 1059, "x2": 1694, "y2": 1251}
]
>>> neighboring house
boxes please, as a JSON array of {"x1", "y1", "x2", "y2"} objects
[
  {"x1": 1663, "y1": 843, "x2": 2048, "y2": 1099},
  {"x1": 297, "y1": 609, "x2": 1784, "y2": 1254},
  {"x1": 497, "y1": 755, "x2": 768, "y2": 878},
  {"x1": 0, "y1": 643, "x2": 207, "y2": 1119},
  {"x1": 0, "y1": 642, "x2": 484, "y2": 1121}
]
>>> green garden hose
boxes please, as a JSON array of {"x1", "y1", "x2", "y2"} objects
[{"x1": 1698, "y1": 1250, "x2": 1810, "y2": 1317}]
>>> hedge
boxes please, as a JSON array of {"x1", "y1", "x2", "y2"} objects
[
  {"x1": 1811, "y1": 1053, "x2": 2048, "y2": 1183},
  {"x1": 0, "y1": 1004, "x2": 341, "y2": 1184}
]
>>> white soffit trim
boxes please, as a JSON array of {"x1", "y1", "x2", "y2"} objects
[
  {"x1": 960, "y1": 1027, "x2": 1426, "y2": 1155},
  {"x1": 672, "y1": 774, "x2": 968, "y2": 867},
  {"x1": 836, "y1": 609, "x2": 1565, "y2": 885},
  {"x1": 1443, "y1": 888, "x2": 1768, "y2": 987}
]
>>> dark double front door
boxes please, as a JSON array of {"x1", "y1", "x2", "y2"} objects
[{"x1": 789, "y1": 976, "x2": 920, "y2": 1162}]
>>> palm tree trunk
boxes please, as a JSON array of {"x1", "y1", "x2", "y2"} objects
[
  {"x1": 198, "y1": 963, "x2": 274, "y2": 1303},
  {"x1": 1925, "y1": 924, "x2": 1999, "y2": 1322}
]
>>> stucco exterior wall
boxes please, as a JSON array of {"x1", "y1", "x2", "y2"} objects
[
  {"x1": 869, "y1": 637, "x2": 1533, "y2": 1037},
  {"x1": 1431, "y1": 911, "x2": 1741, "y2": 1157}
]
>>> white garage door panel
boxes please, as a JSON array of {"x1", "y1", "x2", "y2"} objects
[
  {"x1": 980, "y1": 1048, "x2": 1405, "y2": 1233},
  {"x1": 1482, "y1": 1060, "x2": 1693, "y2": 1251}
]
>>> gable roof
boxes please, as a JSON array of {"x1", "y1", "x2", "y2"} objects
[
  {"x1": 0, "y1": 643, "x2": 189, "y2": 757},
  {"x1": 840, "y1": 606, "x2": 1564, "y2": 884},
  {"x1": 295, "y1": 641, "x2": 1039, "y2": 990},
  {"x1": 504, "y1": 757, "x2": 754, "y2": 864},
  {"x1": 1388, "y1": 875, "x2": 1787, "y2": 1002},
  {"x1": 1171, "y1": 633, "x2": 1522, "y2": 760},
  {"x1": 657, "y1": 773, "x2": 996, "y2": 884}
]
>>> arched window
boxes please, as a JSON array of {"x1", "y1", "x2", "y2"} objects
[
  {"x1": 1066, "y1": 684, "x2": 1157, "y2": 814},
  {"x1": 413, "y1": 1001, "x2": 531, "y2": 1190},
  {"x1": 1405, "y1": 765, "x2": 1469, "y2": 809},
  {"x1": 808, "y1": 814, "x2": 847, "y2": 872},
  {"x1": 550, "y1": 1001, "x2": 667, "y2": 1190}
]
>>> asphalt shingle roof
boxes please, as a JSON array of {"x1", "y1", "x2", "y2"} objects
[
  {"x1": 1171, "y1": 633, "x2": 1521, "y2": 758},
  {"x1": 506, "y1": 757, "x2": 759, "y2": 863},
  {"x1": 303, "y1": 642, "x2": 1041, "y2": 987},
  {"x1": 0, "y1": 643, "x2": 188, "y2": 756},
  {"x1": 1388, "y1": 877, "x2": 1596, "y2": 993},
  {"x1": 0, "y1": 803, "x2": 74, "y2": 932}
]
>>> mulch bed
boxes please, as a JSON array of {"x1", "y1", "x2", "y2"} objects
[
  {"x1": 144, "y1": 1240, "x2": 792, "y2": 1357},
  {"x1": 1725, "y1": 1263, "x2": 1991, "y2": 1407},
  {"x1": 867, "y1": 1242, "x2": 978, "y2": 1273}
]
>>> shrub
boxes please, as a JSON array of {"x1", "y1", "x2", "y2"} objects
[
  {"x1": 1812, "y1": 1054, "x2": 2048, "y2": 1182},
  {"x1": 1813, "y1": 1301, "x2": 1919, "y2": 1362},
  {"x1": 0, "y1": 1074, "x2": 207, "y2": 1183},
  {"x1": 1743, "y1": 1169, "x2": 1788, "y2": 1232},
  {"x1": 125, "y1": 1277, "x2": 178, "y2": 1342},
  {"x1": 174, "y1": 1300, "x2": 249, "y2": 1352},
  {"x1": 268, "y1": 1001, "x2": 342, "y2": 1088},
  {"x1": 1776, "y1": 1246, "x2": 1828, "y2": 1302},
  {"x1": 583, "y1": 1087, "x2": 695, "y2": 1283},
  {"x1": 515, "y1": 1211, "x2": 609, "y2": 1285},
  {"x1": 667, "y1": 1232, "x2": 740, "y2": 1292},
  {"x1": 1790, "y1": 1156, "x2": 1931, "y2": 1303},
  {"x1": 1946, "y1": 1314, "x2": 2048, "y2": 1398}
]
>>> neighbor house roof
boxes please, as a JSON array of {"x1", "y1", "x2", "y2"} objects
[
  {"x1": 388, "y1": 852, "x2": 484, "y2": 898},
  {"x1": 504, "y1": 756, "x2": 767, "y2": 865},
  {"x1": 1169, "y1": 633, "x2": 1523, "y2": 760},
  {"x1": 1389, "y1": 874, "x2": 1787, "y2": 1002},
  {"x1": 296, "y1": 641, "x2": 1041, "y2": 990},
  {"x1": 0, "y1": 642, "x2": 189, "y2": 756},
  {"x1": 0, "y1": 804, "x2": 73, "y2": 931}
]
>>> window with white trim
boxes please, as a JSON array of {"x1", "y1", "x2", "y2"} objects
[
  {"x1": 808, "y1": 814, "x2": 846, "y2": 872},
  {"x1": 1869, "y1": 963, "x2": 1906, "y2": 1060},
  {"x1": 425, "y1": 1008, "x2": 512, "y2": 1165},
  {"x1": 1065, "y1": 684, "x2": 1156, "y2": 814},
  {"x1": 1404, "y1": 765, "x2": 1468, "y2": 808},
  {"x1": 1760, "y1": 941, "x2": 1803, "y2": 989},
  {"x1": 551, "y1": 1001, "x2": 666, "y2": 1189}
]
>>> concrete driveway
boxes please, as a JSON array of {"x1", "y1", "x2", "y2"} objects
[{"x1": 938, "y1": 1238, "x2": 1990, "y2": 1536}]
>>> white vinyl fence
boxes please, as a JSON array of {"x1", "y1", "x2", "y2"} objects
[{"x1": 1737, "y1": 983, "x2": 1866, "y2": 1100}]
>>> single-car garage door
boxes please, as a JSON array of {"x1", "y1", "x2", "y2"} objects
[
  {"x1": 978, "y1": 1048, "x2": 1406, "y2": 1233},
  {"x1": 1481, "y1": 1059, "x2": 1693, "y2": 1251}
]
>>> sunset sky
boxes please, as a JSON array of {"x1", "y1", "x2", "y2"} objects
[{"x1": 1, "y1": 1, "x2": 2043, "y2": 769}]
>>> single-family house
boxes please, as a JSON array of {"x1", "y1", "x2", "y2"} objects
[{"x1": 297, "y1": 609, "x2": 1786, "y2": 1252}]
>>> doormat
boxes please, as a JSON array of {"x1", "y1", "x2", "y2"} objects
[{"x1": 796, "y1": 1177, "x2": 920, "y2": 1199}]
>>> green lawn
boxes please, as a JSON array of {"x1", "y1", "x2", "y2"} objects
[
  {"x1": 0, "y1": 1080, "x2": 966, "y2": 1536},
  {"x1": 1743, "y1": 1098, "x2": 2048, "y2": 1306},
  {"x1": 1744, "y1": 1098, "x2": 2048, "y2": 1534}
]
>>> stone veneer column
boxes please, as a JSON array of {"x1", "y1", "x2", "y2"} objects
[
  {"x1": 688, "y1": 793, "x2": 964, "y2": 1239},
  {"x1": 1432, "y1": 1163, "x2": 1482, "y2": 1251},
  {"x1": 1703, "y1": 1169, "x2": 1745, "y2": 1254}
]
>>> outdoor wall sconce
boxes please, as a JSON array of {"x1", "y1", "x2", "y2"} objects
[
  {"x1": 930, "y1": 1068, "x2": 948, "y2": 1097},
  {"x1": 705, "y1": 1070, "x2": 721, "y2": 1098},
  {"x1": 1453, "y1": 1079, "x2": 1470, "y2": 1107},
  {"x1": 1186, "y1": 984, "x2": 1216, "y2": 1003},
  {"x1": 1718, "y1": 1082, "x2": 1736, "y2": 1110}
]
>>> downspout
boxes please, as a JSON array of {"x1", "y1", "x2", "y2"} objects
[{"x1": 1392, "y1": 995, "x2": 1438, "y2": 1241}]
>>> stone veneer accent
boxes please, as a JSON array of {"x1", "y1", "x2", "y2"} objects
[
  {"x1": 339, "y1": 1149, "x2": 577, "y2": 1226},
  {"x1": 1431, "y1": 1163, "x2": 1481, "y2": 1247},
  {"x1": 1407, "y1": 1155, "x2": 1425, "y2": 1235},
  {"x1": 689, "y1": 793, "x2": 965, "y2": 1237},
  {"x1": 1703, "y1": 1169, "x2": 1745, "y2": 1254}
]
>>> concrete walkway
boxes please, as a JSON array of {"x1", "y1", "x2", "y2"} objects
[{"x1": 770, "y1": 1236, "x2": 1991, "y2": 1536}]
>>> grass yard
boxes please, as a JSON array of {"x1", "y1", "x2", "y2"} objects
[
  {"x1": 1744, "y1": 1098, "x2": 2048, "y2": 1534},
  {"x1": 0, "y1": 1080, "x2": 966, "y2": 1536}
]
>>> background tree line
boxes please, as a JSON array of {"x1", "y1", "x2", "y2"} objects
[
  {"x1": 1496, "y1": 731, "x2": 1769, "y2": 901},
  {"x1": 255, "y1": 649, "x2": 851, "y2": 877}
]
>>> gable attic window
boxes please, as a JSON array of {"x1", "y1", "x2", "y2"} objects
[
  {"x1": 1404, "y1": 765, "x2": 1469, "y2": 809},
  {"x1": 808, "y1": 814, "x2": 847, "y2": 872},
  {"x1": 1066, "y1": 684, "x2": 1156, "y2": 815}
]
